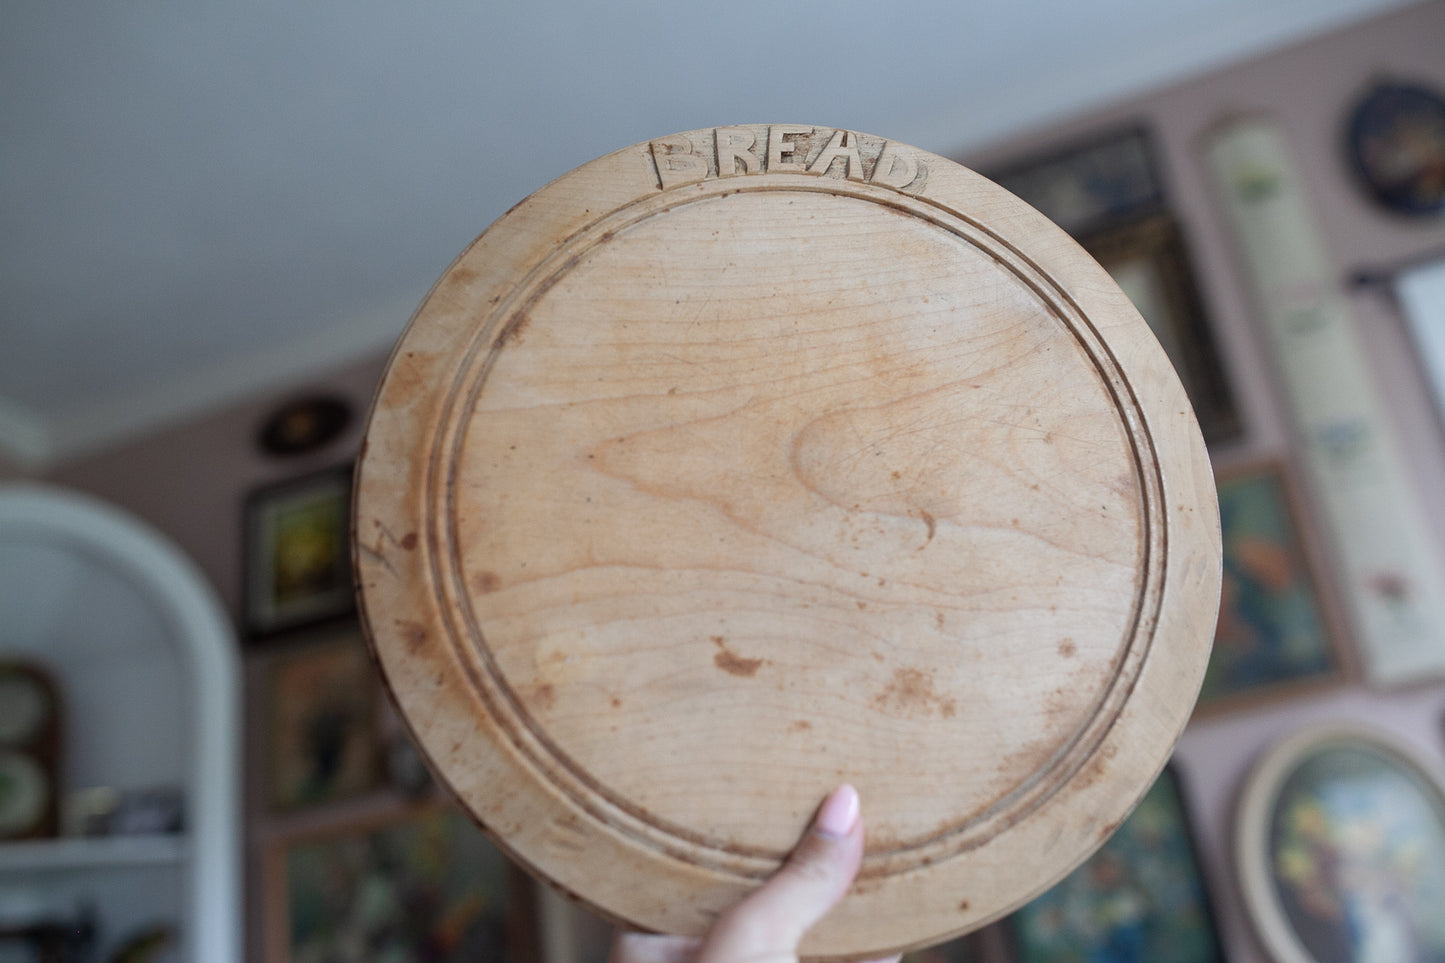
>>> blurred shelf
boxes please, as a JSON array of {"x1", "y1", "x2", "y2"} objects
[{"x1": 0, "y1": 835, "x2": 186, "y2": 872}]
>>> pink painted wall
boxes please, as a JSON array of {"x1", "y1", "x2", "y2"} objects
[{"x1": 20, "y1": 2, "x2": 1445, "y2": 959}]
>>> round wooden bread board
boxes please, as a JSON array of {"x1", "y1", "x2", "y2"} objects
[{"x1": 353, "y1": 124, "x2": 1221, "y2": 959}]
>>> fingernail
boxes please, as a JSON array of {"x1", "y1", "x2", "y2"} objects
[{"x1": 815, "y1": 783, "x2": 860, "y2": 838}]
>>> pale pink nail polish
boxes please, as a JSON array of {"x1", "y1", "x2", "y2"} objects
[{"x1": 815, "y1": 783, "x2": 860, "y2": 838}]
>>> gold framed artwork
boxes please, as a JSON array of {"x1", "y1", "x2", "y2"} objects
[
  {"x1": 266, "y1": 624, "x2": 381, "y2": 812},
  {"x1": 1236, "y1": 722, "x2": 1445, "y2": 962}
]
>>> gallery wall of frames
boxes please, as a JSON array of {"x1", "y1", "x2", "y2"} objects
[{"x1": 3, "y1": 3, "x2": 1444, "y2": 962}]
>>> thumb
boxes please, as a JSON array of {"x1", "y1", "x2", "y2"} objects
[{"x1": 697, "y1": 784, "x2": 864, "y2": 962}]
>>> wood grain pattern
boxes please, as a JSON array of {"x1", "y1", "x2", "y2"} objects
[{"x1": 354, "y1": 125, "x2": 1222, "y2": 959}]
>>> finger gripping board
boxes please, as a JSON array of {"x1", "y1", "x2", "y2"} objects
[{"x1": 353, "y1": 124, "x2": 1221, "y2": 959}]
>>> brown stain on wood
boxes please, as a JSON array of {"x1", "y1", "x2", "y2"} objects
[
  {"x1": 498, "y1": 311, "x2": 531, "y2": 347},
  {"x1": 872, "y1": 667, "x2": 957, "y2": 718},
  {"x1": 531, "y1": 683, "x2": 557, "y2": 711},
  {"x1": 712, "y1": 636, "x2": 764, "y2": 678},
  {"x1": 396, "y1": 619, "x2": 428, "y2": 654},
  {"x1": 400, "y1": 532, "x2": 418, "y2": 551},
  {"x1": 1057, "y1": 637, "x2": 1076, "y2": 658},
  {"x1": 471, "y1": 571, "x2": 501, "y2": 594},
  {"x1": 789, "y1": 719, "x2": 813, "y2": 733},
  {"x1": 958, "y1": 899, "x2": 970, "y2": 912}
]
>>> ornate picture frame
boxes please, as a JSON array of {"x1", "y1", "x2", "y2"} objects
[{"x1": 1236, "y1": 722, "x2": 1445, "y2": 962}]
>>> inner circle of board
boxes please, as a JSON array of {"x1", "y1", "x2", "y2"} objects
[
  {"x1": 354, "y1": 125, "x2": 1221, "y2": 959},
  {"x1": 428, "y1": 181, "x2": 1162, "y2": 868}
]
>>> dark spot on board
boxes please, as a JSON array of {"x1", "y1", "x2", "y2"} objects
[
  {"x1": 958, "y1": 899, "x2": 971, "y2": 912},
  {"x1": 530, "y1": 684, "x2": 556, "y2": 711},
  {"x1": 1058, "y1": 638, "x2": 1077, "y2": 658},
  {"x1": 919, "y1": 510, "x2": 936, "y2": 546},
  {"x1": 711, "y1": 635, "x2": 726, "y2": 646},
  {"x1": 397, "y1": 620, "x2": 428, "y2": 654},
  {"x1": 714, "y1": 648, "x2": 764, "y2": 678},
  {"x1": 471, "y1": 571, "x2": 501, "y2": 594},
  {"x1": 1099, "y1": 820, "x2": 1122, "y2": 841},
  {"x1": 610, "y1": 697, "x2": 623, "y2": 709},
  {"x1": 400, "y1": 532, "x2": 418, "y2": 551},
  {"x1": 449, "y1": 266, "x2": 478, "y2": 286},
  {"x1": 789, "y1": 719, "x2": 813, "y2": 733}
]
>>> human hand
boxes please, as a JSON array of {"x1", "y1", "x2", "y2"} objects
[{"x1": 608, "y1": 784, "x2": 901, "y2": 963}]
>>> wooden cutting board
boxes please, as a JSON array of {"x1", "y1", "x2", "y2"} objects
[{"x1": 353, "y1": 125, "x2": 1221, "y2": 959}]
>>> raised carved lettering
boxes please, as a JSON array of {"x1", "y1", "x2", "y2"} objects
[
  {"x1": 715, "y1": 127, "x2": 760, "y2": 177},
  {"x1": 651, "y1": 134, "x2": 709, "y2": 190},
  {"x1": 807, "y1": 128, "x2": 865, "y2": 181},
  {"x1": 767, "y1": 125, "x2": 813, "y2": 173},
  {"x1": 648, "y1": 126, "x2": 926, "y2": 194},
  {"x1": 871, "y1": 142, "x2": 919, "y2": 189}
]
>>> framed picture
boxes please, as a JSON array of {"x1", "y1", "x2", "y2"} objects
[
  {"x1": 1007, "y1": 764, "x2": 1224, "y2": 963},
  {"x1": 1197, "y1": 463, "x2": 1343, "y2": 712},
  {"x1": 267, "y1": 624, "x2": 381, "y2": 812},
  {"x1": 245, "y1": 464, "x2": 355, "y2": 637},
  {"x1": 986, "y1": 125, "x2": 1165, "y2": 237},
  {"x1": 264, "y1": 800, "x2": 538, "y2": 962},
  {"x1": 1082, "y1": 216, "x2": 1241, "y2": 445},
  {"x1": 1236, "y1": 722, "x2": 1445, "y2": 963}
]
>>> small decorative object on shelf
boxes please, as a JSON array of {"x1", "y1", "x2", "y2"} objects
[
  {"x1": 1346, "y1": 80, "x2": 1445, "y2": 217},
  {"x1": 1237, "y1": 722, "x2": 1445, "y2": 962},
  {"x1": 0, "y1": 661, "x2": 61, "y2": 841},
  {"x1": 244, "y1": 465, "x2": 356, "y2": 638},
  {"x1": 257, "y1": 394, "x2": 353, "y2": 458}
]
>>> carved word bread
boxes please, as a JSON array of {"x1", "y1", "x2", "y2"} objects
[{"x1": 354, "y1": 125, "x2": 1221, "y2": 959}]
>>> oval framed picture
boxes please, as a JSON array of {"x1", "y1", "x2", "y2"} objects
[{"x1": 1236, "y1": 722, "x2": 1445, "y2": 962}]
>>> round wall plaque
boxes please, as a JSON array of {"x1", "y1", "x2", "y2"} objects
[{"x1": 353, "y1": 125, "x2": 1221, "y2": 958}]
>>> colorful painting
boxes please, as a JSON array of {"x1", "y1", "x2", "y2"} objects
[
  {"x1": 1268, "y1": 740, "x2": 1445, "y2": 961},
  {"x1": 278, "y1": 804, "x2": 533, "y2": 963},
  {"x1": 1009, "y1": 767, "x2": 1223, "y2": 963},
  {"x1": 268, "y1": 627, "x2": 380, "y2": 811},
  {"x1": 1199, "y1": 466, "x2": 1338, "y2": 708}
]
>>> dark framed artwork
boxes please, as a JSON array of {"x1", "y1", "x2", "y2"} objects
[
  {"x1": 1197, "y1": 463, "x2": 1343, "y2": 712},
  {"x1": 266, "y1": 624, "x2": 381, "y2": 812},
  {"x1": 245, "y1": 464, "x2": 355, "y2": 637},
  {"x1": 986, "y1": 125, "x2": 1165, "y2": 237},
  {"x1": 1346, "y1": 80, "x2": 1445, "y2": 217},
  {"x1": 1007, "y1": 765, "x2": 1224, "y2": 963},
  {"x1": 264, "y1": 801, "x2": 538, "y2": 963},
  {"x1": 1237, "y1": 722, "x2": 1445, "y2": 962},
  {"x1": 1081, "y1": 216, "x2": 1241, "y2": 445}
]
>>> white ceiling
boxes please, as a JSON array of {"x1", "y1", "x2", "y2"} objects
[{"x1": 0, "y1": 0, "x2": 1420, "y2": 469}]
